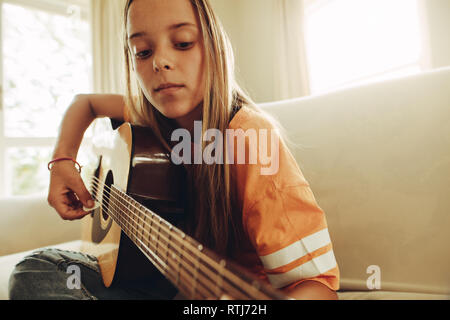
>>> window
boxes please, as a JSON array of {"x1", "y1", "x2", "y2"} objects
[
  {"x1": 303, "y1": 0, "x2": 430, "y2": 94},
  {"x1": 0, "y1": 0, "x2": 92, "y2": 196}
]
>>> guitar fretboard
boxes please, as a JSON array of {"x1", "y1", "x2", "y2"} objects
[{"x1": 91, "y1": 178, "x2": 286, "y2": 300}]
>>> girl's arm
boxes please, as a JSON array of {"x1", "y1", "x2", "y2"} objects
[
  {"x1": 48, "y1": 94, "x2": 126, "y2": 220},
  {"x1": 282, "y1": 280, "x2": 338, "y2": 300},
  {"x1": 52, "y1": 94, "x2": 126, "y2": 160}
]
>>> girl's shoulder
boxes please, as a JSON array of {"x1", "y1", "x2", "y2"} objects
[{"x1": 229, "y1": 104, "x2": 281, "y2": 132}]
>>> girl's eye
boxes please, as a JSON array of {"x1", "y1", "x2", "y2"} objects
[
  {"x1": 135, "y1": 50, "x2": 152, "y2": 59},
  {"x1": 134, "y1": 42, "x2": 193, "y2": 59},
  {"x1": 176, "y1": 42, "x2": 193, "y2": 49}
]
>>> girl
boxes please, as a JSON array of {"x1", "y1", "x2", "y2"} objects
[{"x1": 9, "y1": 0, "x2": 339, "y2": 300}]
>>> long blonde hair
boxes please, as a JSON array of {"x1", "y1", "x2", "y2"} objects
[{"x1": 122, "y1": 0, "x2": 284, "y2": 256}]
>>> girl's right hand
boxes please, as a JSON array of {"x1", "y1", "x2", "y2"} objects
[{"x1": 47, "y1": 160, "x2": 94, "y2": 221}]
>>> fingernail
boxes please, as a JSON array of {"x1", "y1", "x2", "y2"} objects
[{"x1": 87, "y1": 200, "x2": 94, "y2": 208}]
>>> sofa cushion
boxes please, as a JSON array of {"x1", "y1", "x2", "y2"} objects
[
  {"x1": 0, "y1": 196, "x2": 81, "y2": 256},
  {"x1": 337, "y1": 290, "x2": 449, "y2": 300}
]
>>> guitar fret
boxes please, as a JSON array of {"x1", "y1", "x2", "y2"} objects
[
  {"x1": 175, "y1": 234, "x2": 204, "y2": 298},
  {"x1": 159, "y1": 219, "x2": 168, "y2": 272},
  {"x1": 215, "y1": 259, "x2": 226, "y2": 299},
  {"x1": 121, "y1": 195, "x2": 128, "y2": 234},
  {"x1": 176, "y1": 233, "x2": 185, "y2": 287},
  {"x1": 120, "y1": 195, "x2": 126, "y2": 231},
  {"x1": 111, "y1": 188, "x2": 119, "y2": 227},
  {"x1": 140, "y1": 206, "x2": 147, "y2": 248},
  {"x1": 112, "y1": 189, "x2": 120, "y2": 227},
  {"x1": 191, "y1": 244, "x2": 202, "y2": 299},
  {"x1": 129, "y1": 200, "x2": 136, "y2": 240},
  {"x1": 121, "y1": 193, "x2": 128, "y2": 234},
  {"x1": 130, "y1": 202, "x2": 139, "y2": 242},
  {"x1": 156, "y1": 218, "x2": 161, "y2": 258},
  {"x1": 130, "y1": 200, "x2": 137, "y2": 238},
  {"x1": 110, "y1": 199, "x2": 116, "y2": 223},
  {"x1": 160, "y1": 220, "x2": 168, "y2": 272},
  {"x1": 149, "y1": 212, "x2": 154, "y2": 246},
  {"x1": 135, "y1": 203, "x2": 144, "y2": 253},
  {"x1": 143, "y1": 206, "x2": 152, "y2": 255},
  {"x1": 124, "y1": 194, "x2": 134, "y2": 242},
  {"x1": 165, "y1": 226, "x2": 171, "y2": 266},
  {"x1": 133, "y1": 200, "x2": 141, "y2": 242},
  {"x1": 119, "y1": 192, "x2": 126, "y2": 231},
  {"x1": 142, "y1": 203, "x2": 151, "y2": 248},
  {"x1": 132, "y1": 201, "x2": 143, "y2": 251},
  {"x1": 148, "y1": 213, "x2": 154, "y2": 251},
  {"x1": 115, "y1": 199, "x2": 122, "y2": 229}
]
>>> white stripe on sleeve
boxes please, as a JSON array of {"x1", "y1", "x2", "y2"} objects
[
  {"x1": 266, "y1": 250, "x2": 337, "y2": 288},
  {"x1": 259, "y1": 228, "x2": 332, "y2": 270}
]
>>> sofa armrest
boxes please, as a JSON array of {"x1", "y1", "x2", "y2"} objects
[{"x1": 0, "y1": 196, "x2": 81, "y2": 256}]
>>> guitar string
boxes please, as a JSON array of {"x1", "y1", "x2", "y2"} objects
[
  {"x1": 90, "y1": 177, "x2": 273, "y2": 300},
  {"x1": 89, "y1": 183, "x2": 223, "y2": 299},
  {"x1": 89, "y1": 184, "x2": 254, "y2": 300},
  {"x1": 89, "y1": 181, "x2": 259, "y2": 299},
  {"x1": 89, "y1": 175, "x2": 270, "y2": 299},
  {"x1": 90, "y1": 177, "x2": 274, "y2": 300},
  {"x1": 89, "y1": 180, "x2": 263, "y2": 300},
  {"x1": 90, "y1": 177, "x2": 219, "y2": 278}
]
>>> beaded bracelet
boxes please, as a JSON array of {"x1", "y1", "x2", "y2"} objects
[{"x1": 48, "y1": 157, "x2": 82, "y2": 173}]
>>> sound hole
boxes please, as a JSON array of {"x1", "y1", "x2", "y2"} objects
[
  {"x1": 90, "y1": 169, "x2": 114, "y2": 243},
  {"x1": 102, "y1": 170, "x2": 114, "y2": 221}
]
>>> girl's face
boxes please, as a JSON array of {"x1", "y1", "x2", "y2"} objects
[{"x1": 127, "y1": 0, "x2": 206, "y2": 127}]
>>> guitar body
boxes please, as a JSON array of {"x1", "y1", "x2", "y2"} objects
[
  {"x1": 78, "y1": 119, "x2": 286, "y2": 300},
  {"x1": 80, "y1": 120, "x2": 186, "y2": 288}
]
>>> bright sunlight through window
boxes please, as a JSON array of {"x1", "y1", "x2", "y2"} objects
[
  {"x1": 304, "y1": 0, "x2": 426, "y2": 94},
  {"x1": 1, "y1": 0, "x2": 92, "y2": 196}
]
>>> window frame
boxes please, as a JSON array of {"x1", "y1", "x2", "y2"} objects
[{"x1": 0, "y1": 0, "x2": 92, "y2": 197}]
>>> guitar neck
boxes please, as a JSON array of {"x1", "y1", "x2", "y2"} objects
[{"x1": 96, "y1": 183, "x2": 286, "y2": 300}]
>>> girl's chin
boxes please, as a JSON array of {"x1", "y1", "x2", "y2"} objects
[
  {"x1": 158, "y1": 106, "x2": 191, "y2": 120},
  {"x1": 151, "y1": 98, "x2": 203, "y2": 121},
  {"x1": 156, "y1": 102, "x2": 202, "y2": 119}
]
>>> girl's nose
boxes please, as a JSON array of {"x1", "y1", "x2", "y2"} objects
[{"x1": 153, "y1": 54, "x2": 172, "y2": 73}]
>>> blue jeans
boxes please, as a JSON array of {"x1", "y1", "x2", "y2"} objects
[{"x1": 8, "y1": 248, "x2": 178, "y2": 300}]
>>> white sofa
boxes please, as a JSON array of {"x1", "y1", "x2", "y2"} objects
[
  {"x1": 1, "y1": 67, "x2": 449, "y2": 300},
  {"x1": 260, "y1": 66, "x2": 450, "y2": 299}
]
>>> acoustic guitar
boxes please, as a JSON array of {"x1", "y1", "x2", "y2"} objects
[{"x1": 79, "y1": 119, "x2": 287, "y2": 300}]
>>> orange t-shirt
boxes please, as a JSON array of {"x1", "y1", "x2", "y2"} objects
[
  {"x1": 227, "y1": 106, "x2": 339, "y2": 292},
  {"x1": 124, "y1": 105, "x2": 340, "y2": 291}
]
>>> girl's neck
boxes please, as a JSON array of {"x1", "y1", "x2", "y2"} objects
[{"x1": 174, "y1": 102, "x2": 204, "y2": 140}]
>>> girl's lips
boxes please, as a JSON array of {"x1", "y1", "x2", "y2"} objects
[{"x1": 156, "y1": 85, "x2": 184, "y2": 94}]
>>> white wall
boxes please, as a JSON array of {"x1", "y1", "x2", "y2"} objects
[
  {"x1": 425, "y1": 0, "x2": 450, "y2": 68},
  {"x1": 210, "y1": 0, "x2": 278, "y2": 103}
]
